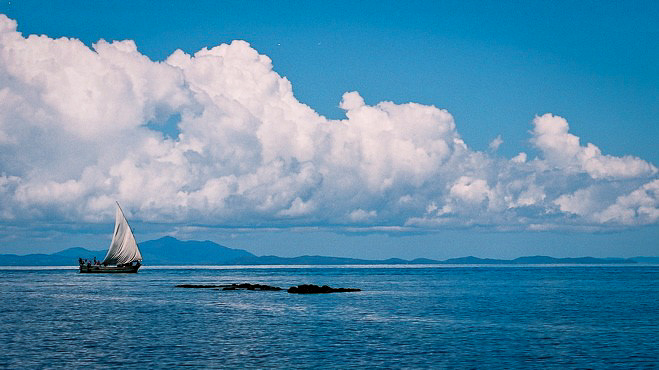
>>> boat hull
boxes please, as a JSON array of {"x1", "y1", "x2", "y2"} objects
[{"x1": 79, "y1": 265, "x2": 140, "y2": 273}]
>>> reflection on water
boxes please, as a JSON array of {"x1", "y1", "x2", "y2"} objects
[{"x1": 1, "y1": 266, "x2": 658, "y2": 368}]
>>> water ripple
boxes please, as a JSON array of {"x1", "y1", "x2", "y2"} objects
[{"x1": 0, "y1": 266, "x2": 657, "y2": 368}]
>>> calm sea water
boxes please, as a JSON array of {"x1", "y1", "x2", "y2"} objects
[{"x1": 1, "y1": 265, "x2": 657, "y2": 369}]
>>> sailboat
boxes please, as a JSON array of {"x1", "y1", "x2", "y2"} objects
[{"x1": 79, "y1": 202, "x2": 143, "y2": 273}]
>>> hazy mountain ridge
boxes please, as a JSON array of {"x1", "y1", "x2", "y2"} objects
[
  {"x1": 0, "y1": 237, "x2": 655, "y2": 266},
  {"x1": 139, "y1": 236, "x2": 255, "y2": 265}
]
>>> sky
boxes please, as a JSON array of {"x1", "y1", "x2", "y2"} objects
[{"x1": 0, "y1": 1, "x2": 657, "y2": 259}]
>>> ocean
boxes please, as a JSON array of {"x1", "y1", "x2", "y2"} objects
[{"x1": 1, "y1": 265, "x2": 657, "y2": 368}]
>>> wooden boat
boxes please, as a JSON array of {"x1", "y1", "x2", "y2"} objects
[
  {"x1": 79, "y1": 263, "x2": 140, "y2": 273},
  {"x1": 79, "y1": 202, "x2": 143, "y2": 273}
]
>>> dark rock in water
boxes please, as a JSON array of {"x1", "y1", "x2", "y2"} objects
[
  {"x1": 176, "y1": 283, "x2": 359, "y2": 293},
  {"x1": 175, "y1": 283, "x2": 282, "y2": 291},
  {"x1": 287, "y1": 284, "x2": 361, "y2": 294},
  {"x1": 225, "y1": 283, "x2": 282, "y2": 291}
]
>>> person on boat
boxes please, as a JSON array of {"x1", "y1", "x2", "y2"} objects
[{"x1": 78, "y1": 258, "x2": 83, "y2": 266}]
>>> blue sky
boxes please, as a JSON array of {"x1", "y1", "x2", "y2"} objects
[{"x1": 0, "y1": 1, "x2": 657, "y2": 258}]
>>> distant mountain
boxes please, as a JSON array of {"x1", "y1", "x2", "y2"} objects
[
  {"x1": 0, "y1": 237, "x2": 254, "y2": 266},
  {"x1": 511, "y1": 256, "x2": 633, "y2": 264},
  {"x1": 139, "y1": 236, "x2": 255, "y2": 265},
  {"x1": 53, "y1": 247, "x2": 105, "y2": 260},
  {"x1": 0, "y1": 247, "x2": 105, "y2": 266},
  {"x1": 630, "y1": 257, "x2": 659, "y2": 264},
  {"x1": 443, "y1": 256, "x2": 505, "y2": 264},
  {"x1": 443, "y1": 255, "x2": 637, "y2": 265},
  {"x1": 231, "y1": 255, "x2": 415, "y2": 265},
  {"x1": 0, "y1": 237, "x2": 652, "y2": 266}
]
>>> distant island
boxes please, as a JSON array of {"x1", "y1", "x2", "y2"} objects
[{"x1": 1, "y1": 236, "x2": 657, "y2": 266}]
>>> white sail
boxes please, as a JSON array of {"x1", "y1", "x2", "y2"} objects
[{"x1": 103, "y1": 203, "x2": 142, "y2": 265}]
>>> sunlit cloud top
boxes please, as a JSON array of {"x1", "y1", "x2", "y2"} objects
[{"x1": 0, "y1": 15, "x2": 656, "y2": 233}]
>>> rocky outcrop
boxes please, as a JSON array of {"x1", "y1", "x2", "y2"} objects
[
  {"x1": 175, "y1": 283, "x2": 282, "y2": 291},
  {"x1": 287, "y1": 284, "x2": 361, "y2": 294},
  {"x1": 176, "y1": 283, "x2": 361, "y2": 293},
  {"x1": 221, "y1": 283, "x2": 282, "y2": 291}
]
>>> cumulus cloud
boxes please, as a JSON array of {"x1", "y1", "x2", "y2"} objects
[
  {"x1": 488, "y1": 135, "x2": 503, "y2": 151},
  {"x1": 595, "y1": 180, "x2": 659, "y2": 225},
  {"x1": 511, "y1": 152, "x2": 527, "y2": 163},
  {"x1": 449, "y1": 176, "x2": 492, "y2": 205},
  {"x1": 0, "y1": 15, "x2": 657, "y2": 234},
  {"x1": 531, "y1": 113, "x2": 656, "y2": 179}
]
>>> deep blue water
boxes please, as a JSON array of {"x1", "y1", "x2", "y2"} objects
[{"x1": 1, "y1": 265, "x2": 658, "y2": 368}]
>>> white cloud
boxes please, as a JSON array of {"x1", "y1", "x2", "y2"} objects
[
  {"x1": 348, "y1": 209, "x2": 377, "y2": 222},
  {"x1": 449, "y1": 176, "x2": 492, "y2": 205},
  {"x1": 554, "y1": 188, "x2": 600, "y2": 217},
  {"x1": 0, "y1": 15, "x2": 657, "y2": 235},
  {"x1": 489, "y1": 135, "x2": 503, "y2": 151},
  {"x1": 531, "y1": 113, "x2": 657, "y2": 179},
  {"x1": 595, "y1": 180, "x2": 659, "y2": 225},
  {"x1": 339, "y1": 91, "x2": 365, "y2": 111},
  {"x1": 511, "y1": 152, "x2": 527, "y2": 163}
]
